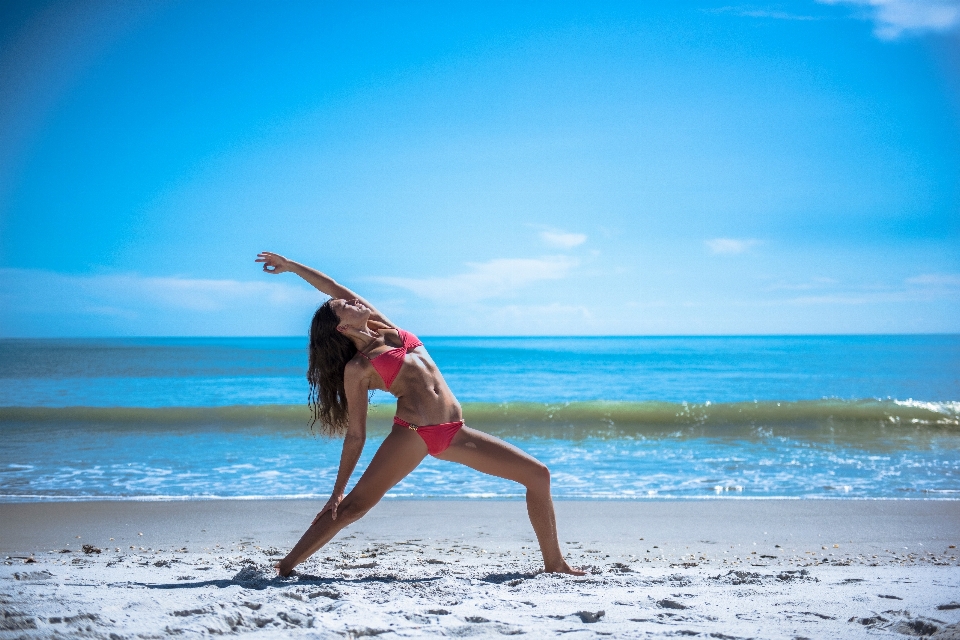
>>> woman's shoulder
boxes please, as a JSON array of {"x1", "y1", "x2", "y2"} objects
[{"x1": 344, "y1": 356, "x2": 379, "y2": 389}]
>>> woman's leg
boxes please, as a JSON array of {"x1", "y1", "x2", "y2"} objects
[
  {"x1": 277, "y1": 426, "x2": 427, "y2": 575},
  {"x1": 434, "y1": 426, "x2": 583, "y2": 575}
]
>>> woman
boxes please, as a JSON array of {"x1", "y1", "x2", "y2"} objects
[{"x1": 256, "y1": 252, "x2": 582, "y2": 576}]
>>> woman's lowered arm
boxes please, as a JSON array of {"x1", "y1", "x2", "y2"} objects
[{"x1": 313, "y1": 360, "x2": 370, "y2": 522}]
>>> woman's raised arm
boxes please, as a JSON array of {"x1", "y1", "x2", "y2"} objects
[{"x1": 256, "y1": 251, "x2": 394, "y2": 327}]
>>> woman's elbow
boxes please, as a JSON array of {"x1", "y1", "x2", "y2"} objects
[{"x1": 344, "y1": 431, "x2": 366, "y2": 446}]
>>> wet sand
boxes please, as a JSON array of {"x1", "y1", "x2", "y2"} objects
[{"x1": 2, "y1": 499, "x2": 959, "y2": 638}]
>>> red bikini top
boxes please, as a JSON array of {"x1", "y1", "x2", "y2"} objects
[{"x1": 359, "y1": 328, "x2": 423, "y2": 390}]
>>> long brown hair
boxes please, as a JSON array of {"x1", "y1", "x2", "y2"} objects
[{"x1": 307, "y1": 300, "x2": 357, "y2": 435}]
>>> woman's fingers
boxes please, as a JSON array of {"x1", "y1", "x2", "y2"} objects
[
  {"x1": 312, "y1": 494, "x2": 341, "y2": 524},
  {"x1": 256, "y1": 252, "x2": 288, "y2": 274},
  {"x1": 255, "y1": 252, "x2": 284, "y2": 264},
  {"x1": 312, "y1": 504, "x2": 331, "y2": 524}
]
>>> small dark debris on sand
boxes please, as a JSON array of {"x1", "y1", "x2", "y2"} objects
[
  {"x1": 801, "y1": 611, "x2": 835, "y2": 620},
  {"x1": 12, "y1": 571, "x2": 54, "y2": 581},
  {"x1": 347, "y1": 627, "x2": 389, "y2": 637},
  {"x1": 81, "y1": 544, "x2": 101, "y2": 554},
  {"x1": 577, "y1": 610, "x2": 605, "y2": 623},
  {"x1": 849, "y1": 614, "x2": 888, "y2": 627},
  {"x1": 712, "y1": 570, "x2": 765, "y2": 586},
  {"x1": 336, "y1": 561, "x2": 377, "y2": 570},
  {"x1": 0, "y1": 610, "x2": 37, "y2": 631},
  {"x1": 777, "y1": 570, "x2": 814, "y2": 582},
  {"x1": 658, "y1": 599, "x2": 689, "y2": 610},
  {"x1": 894, "y1": 618, "x2": 940, "y2": 637}
]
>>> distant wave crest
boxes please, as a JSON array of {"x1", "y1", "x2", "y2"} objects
[{"x1": 1, "y1": 399, "x2": 956, "y2": 438}]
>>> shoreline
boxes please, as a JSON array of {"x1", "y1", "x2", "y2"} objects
[
  {"x1": 3, "y1": 499, "x2": 958, "y2": 558},
  {"x1": 3, "y1": 499, "x2": 959, "y2": 637},
  {"x1": 4, "y1": 494, "x2": 960, "y2": 501}
]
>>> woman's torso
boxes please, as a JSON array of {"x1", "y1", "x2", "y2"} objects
[{"x1": 357, "y1": 328, "x2": 461, "y2": 426}]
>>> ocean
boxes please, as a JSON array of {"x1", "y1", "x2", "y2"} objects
[{"x1": 1, "y1": 335, "x2": 958, "y2": 501}]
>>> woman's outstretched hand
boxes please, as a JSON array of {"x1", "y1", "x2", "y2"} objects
[
  {"x1": 256, "y1": 251, "x2": 291, "y2": 274},
  {"x1": 313, "y1": 491, "x2": 345, "y2": 524}
]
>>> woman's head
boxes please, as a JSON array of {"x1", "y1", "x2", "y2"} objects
[
  {"x1": 327, "y1": 297, "x2": 371, "y2": 330},
  {"x1": 307, "y1": 299, "x2": 358, "y2": 435}
]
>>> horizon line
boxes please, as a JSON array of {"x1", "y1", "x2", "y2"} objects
[{"x1": 1, "y1": 332, "x2": 958, "y2": 340}]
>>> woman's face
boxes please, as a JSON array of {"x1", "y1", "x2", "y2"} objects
[{"x1": 329, "y1": 298, "x2": 371, "y2": 329}]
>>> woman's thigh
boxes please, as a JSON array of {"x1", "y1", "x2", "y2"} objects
[
  {"x1": 349, "y1": 426, "x2": 428, "y2": 506},
  {"x1": 433, "y1": 426, "x2": 547, "y2": 486}
]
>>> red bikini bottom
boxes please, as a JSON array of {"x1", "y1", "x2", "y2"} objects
[{"x1": 393, "y1": 416, "x2": 464, "y2": 456}]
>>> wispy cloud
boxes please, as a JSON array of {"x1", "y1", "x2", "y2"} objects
[
  {"x1": 95, "y1": 274, "x2": 315, "y2": 311},
  {"x1": 765, "y1": 277, "x2": 838, "y2": 291},
  {"x1": 707, "y1": 6, "x2": 821, "y2": 20},
  {"x1": 784, "y1": 273, "x2": 960, "y2": 305},
  {"x1": 0, "y1": 268, "x2": 318, "y2": 336},
  {"x1": 816, "y1": 0, "x2": 960, "y2": 39},
  {"x1": 705, "y1": 238, "x2": 761, "y2": 255},
  {"x1": 539, "y1": 229, "x2": 587, "y2": 249},
  {"x1": 905, "y1": 273, "x2": 960, "y2": 286},
  {"x1": 378, "y1": 256, "x2": 578, "y2": 302},
  {"x1": 787, "y1": 292, "x2": 909, "y2": 304}
]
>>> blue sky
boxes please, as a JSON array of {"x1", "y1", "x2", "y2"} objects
[{"x1": 1, "y1": 0, "x2": 958, "y2": 336}]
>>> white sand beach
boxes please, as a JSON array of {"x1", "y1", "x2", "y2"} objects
[{"x1": 2, "y1": 499, "x2": 959, "y2": 638}]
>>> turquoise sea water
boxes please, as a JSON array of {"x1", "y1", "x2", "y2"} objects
[{"x1": 1, "y1": 335, "x2": 958, "y2": 501}]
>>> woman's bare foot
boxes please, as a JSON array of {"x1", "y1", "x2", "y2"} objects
[{"x1": 543, "y1": 562, "x2": 586, "y2": 576}]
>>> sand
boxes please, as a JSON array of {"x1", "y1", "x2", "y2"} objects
[{"x1": 2, "y1": 499, "x2": 959, "y2": 638}]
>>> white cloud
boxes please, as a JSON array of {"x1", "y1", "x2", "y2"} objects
[
  {"x1": 84, "y1": 272, "x2": 314, "y2": 311},
  {"x1": 817, "y1": 0, "x2": 960, "y2": 39},
  {"x1": 378, "y1": 256, "x2": 579, "y2": 302},
  {"x1": 787, "y1": 292, "x2": 906, "y2": 304},
  {"x1": 765, "y1": 277, "x2": 839, "y2": 291},
  {"x1": 0, "y1": 268, "x2": 319, "y2": 336},
  {"x1": 905, "y1": 273, "x2": 960, "y2": 286},
  {"x1": 785, "y1": 274, "x2": 960, "y2": 305},
  {"x1": 705, "y1": 238, "x2": 761, "y2": 255},
  {"x1": 708, "y1": 6, "x2": 821, "y2": 20},
  {"x1": 539, "y1": 229, "x2": 587, "y2": 249}
]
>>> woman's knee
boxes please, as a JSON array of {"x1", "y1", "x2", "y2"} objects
[
  {"x1": 338, "y1": 492, "x2": 380, "y2": 522},
  {"x1": 524, "y1": 461, "x2": 551, "y2": 492}
]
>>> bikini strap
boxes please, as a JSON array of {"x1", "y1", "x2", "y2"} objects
[{"x1": 393, "y1": 416, "x2": 418, "y2": 430}]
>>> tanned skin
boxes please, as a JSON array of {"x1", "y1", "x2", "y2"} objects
[{"x1": 256, "y1": 251, "x2": 583, "y2": 577}]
